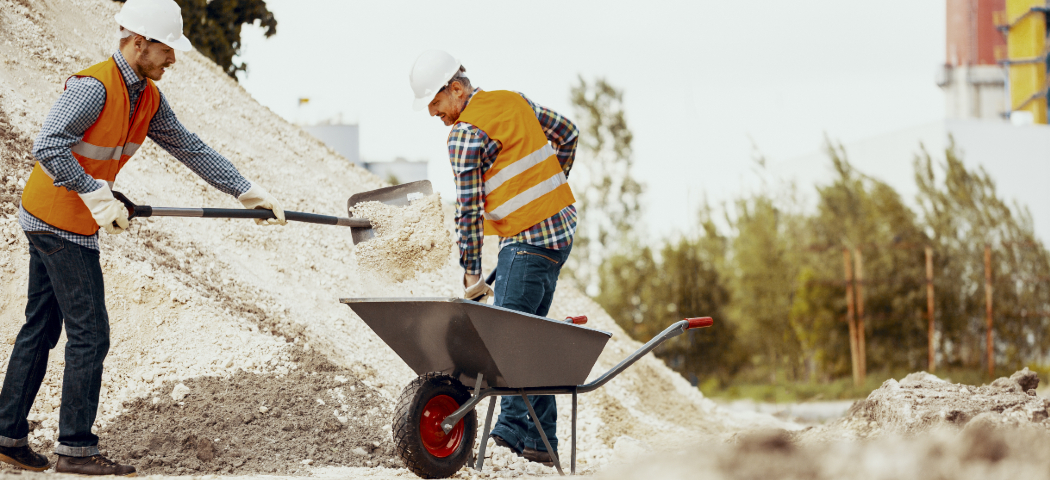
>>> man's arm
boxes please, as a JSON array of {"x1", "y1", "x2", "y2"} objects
[
  {"x1": 31, "y1": 77, "x2": 107, "y2": 194},
  {"x1": 146, "y1": 92, "x2": 252, "y2": 197},
  {"x1": 448, "y1": 123, "x2": 489, "y2": 276},
  {"x1": 520, "y1": 94, "x2": 579, "y2": 177}
]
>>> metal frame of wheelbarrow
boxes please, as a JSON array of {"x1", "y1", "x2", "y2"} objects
[{"x1": 443, "y1": 316, "x2": 712, "y2": 476}]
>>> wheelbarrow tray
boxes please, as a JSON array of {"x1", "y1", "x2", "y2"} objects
[{"x1": 340, "y1": 298, "x2": 612, "y2": 389}]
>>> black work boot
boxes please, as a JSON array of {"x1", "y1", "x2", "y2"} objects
[
  {"x1": 55, "y1": 454, "x2": 136, "y2": 476},
  {"x1": 490, "y1": 434, "x2": 522, "y2": 456},
  {"x1": 522, "y1": 446, "x2": 558, "y2": 467},
  {"x1": 0, "y1": 444, "x2": 49, "y2": 471}
]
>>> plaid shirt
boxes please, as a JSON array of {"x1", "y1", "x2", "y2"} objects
[
  {"x1": 19, "y1": 50, "x2": 251, "y2": 250},
  {"x1": 449, "y1": 89, "x2": 579, "y2": 275}
]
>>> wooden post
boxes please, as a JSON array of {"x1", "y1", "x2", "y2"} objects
[
  {"x1": 843, "y1": 248, "x2": 860, "y2": 386},
  {"x1": 985, "y1": 244, "x2": 994, "y2": 377},
  {"x1": 854, "y1": 248, "x2": 866, "y2": 383},
  {"x1": 925, "y1": 246, "x2": 935, "y2": 373}
]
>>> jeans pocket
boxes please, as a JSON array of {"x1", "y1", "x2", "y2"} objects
[
  {"x1": 516, "y1": 250, "x2": 560, "y2": 265},
  {"x1": 25, "y1": 232, "x2": 65, "y2": 256}
]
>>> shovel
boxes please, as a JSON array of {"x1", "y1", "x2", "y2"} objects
[{"x1": 111, "y1": 180, "x2": 434, "y2": 245}]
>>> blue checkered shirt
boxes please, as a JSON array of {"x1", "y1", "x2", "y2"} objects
[{"x1": 19, "y1": 50, "x2": 251, "y2": 250}]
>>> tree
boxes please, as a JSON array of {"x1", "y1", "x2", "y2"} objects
[
  {"x1": 807, "y1": 140, "x2": 928, "y2": 375},
  {"x1": 114, "y1": 0, "x2": 277, "y2": 79},
  {"x1": 595, "y1": 209, "x2": 743, "y2": 385},
  {"x1": 566, "y1": 77, "x2": 644, "y2": 296},
  {"x1": 915, "y1": 139, "x2": 1050, "y2": 371}
]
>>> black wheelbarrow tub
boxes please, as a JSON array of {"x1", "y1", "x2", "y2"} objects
[{"x1": 340, "y1": 298, "x2": 612, "y2": 389}]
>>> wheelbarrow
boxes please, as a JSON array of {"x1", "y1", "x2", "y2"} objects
[{"x1": 340, "y1": 296, "x2": 713, "y2": 478}]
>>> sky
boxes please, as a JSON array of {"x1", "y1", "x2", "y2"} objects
[{"x1": 235, "y1": 1, "x2": 952, "y2": 239}]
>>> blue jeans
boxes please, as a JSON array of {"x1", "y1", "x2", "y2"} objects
[
  {"x1": 489, "y1": 241, "x2": 572, "y2": 454},
  {"x1": 0, "y1": 232, "x2": 109, "y2": 457}
]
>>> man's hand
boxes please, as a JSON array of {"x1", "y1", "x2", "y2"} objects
[
  {"x1": 238, "y1": 183, "x2": 286, "y2": 226},
  {"x1": 78, "y1": 179, "x2": 129, "y2": 235},
  {"x1": 464, "y1": 274, "x2": 492, "y2": 302},
  {"x1": 464, "y1": 273, "x2": 481, "y2": 288}
]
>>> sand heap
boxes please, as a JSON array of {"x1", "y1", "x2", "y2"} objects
[
  {"x1": 803, "y1": 368, "x2": 1050, "y2": 441},
  {"x1": 0, "y1": 0, "x2": 779, "y2": 477},
  {"x1": 352, "y1": 194, "x2": 452, "y2": 283}
]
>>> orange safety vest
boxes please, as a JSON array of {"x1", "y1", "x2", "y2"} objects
[
  {"x1": 456, "y1": 90, "x2": 576, "y2": 237},
  {"x1": 21, "y1": 57, "x2": 160, "y2": 236}
]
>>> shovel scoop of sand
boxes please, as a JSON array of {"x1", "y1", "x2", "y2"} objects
[{"x1": 351, "y1": 193, "x2": 452, "y2": 283}]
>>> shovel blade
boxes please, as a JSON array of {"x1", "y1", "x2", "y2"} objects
[{"x1": 347, "y1": 180, "x2": 434, "y2": 245}]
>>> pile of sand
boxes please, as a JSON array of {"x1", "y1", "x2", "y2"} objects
[
  {"x1": 0, "y1": 0, "x2": 778, "y2": 478},
  {"x1": 800, "y1": 368, "x2": 1050, "y2": 441},
  {"x1": 352, "y1": 194, "x2": 453, "y2": 283}
]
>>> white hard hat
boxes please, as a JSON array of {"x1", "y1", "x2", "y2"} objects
[
  {"x1": 409, "y1": 50, "x2": 462, "y2": 111},
  {"x1": 115, "y1": 0, "x2": 192, "y2": 51}
]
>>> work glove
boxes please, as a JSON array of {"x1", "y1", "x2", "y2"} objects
[
  {"x1": 465, "y1": 276, "x2": 493, "y2": 303},
  {"x1": 78, "y1": 179, "x2": 129, "y2": 235},
  {"x1": 238, "y1": 183, "x2": 286, "y2": 226}
]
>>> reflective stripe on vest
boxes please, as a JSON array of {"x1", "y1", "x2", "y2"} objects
[
  {"x1": 71, "y1": 141, "x2": 142, "y2": 161},
  {"x1": 455, "y1": 90, "x2": 575, "y2": 237},
  {"x1": 20, "y1": 57, "x2": 159, "y2": 236}
]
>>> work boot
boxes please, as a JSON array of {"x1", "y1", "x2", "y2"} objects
[
  {"x1": 0, "y1": 444, "x2": 49, "y2": 471},
  {"x1": 55, "y1": 454, "x2": 136, "y2": 476},
  {"x1": 522, "y1": 446, "x2": 557, "y2": 467},
  {"x1": 490, "y1": 434, "x2": 521, "y2": 456}
]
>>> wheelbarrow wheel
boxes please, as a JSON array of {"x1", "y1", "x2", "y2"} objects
[{"x1": 392, "y1": 373, "x2": 477, "y2": 479}]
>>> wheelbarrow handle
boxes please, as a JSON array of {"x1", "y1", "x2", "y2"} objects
[
  {"x1": 439, "y1": 316, "x2": 717, "y2": 433},
  {"x1": 112, "y1": 191, "x2": 371, "y2": 228}
]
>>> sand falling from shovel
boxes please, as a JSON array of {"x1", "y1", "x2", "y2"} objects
[{"x1": 351, "y1": 193, "x2": 452, "y2": 283}]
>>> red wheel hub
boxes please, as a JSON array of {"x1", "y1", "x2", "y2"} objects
[{"x1": 419, "y1": 395, "x2": 463, "y2": 458}]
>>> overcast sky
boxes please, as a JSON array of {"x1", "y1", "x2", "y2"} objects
[{"x1": 235, "y1": 0, "x2": 949, "y2": 238}]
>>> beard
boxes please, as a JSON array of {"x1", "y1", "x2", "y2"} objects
[{"x1": 139, "y1": 56, "x2": 171, "y2": 81}]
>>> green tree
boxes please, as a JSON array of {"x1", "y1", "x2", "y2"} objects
[
  {"x1": 915, "y1": 139, "x2": 1050, "y2": 371},
  {"x1": 596, "y1": 210, "x2": 742, "y2": 385},
  {"x1": 114, "y1": 0, "x2": 277, "y2": 79},
  {"x1": 724, "y1": 193, "x2": 803, "y2": 382},
  {"x1": 566, "y1": 77, "x2": 644, "y2": 295},
  {"x1": 807, "y1": 140, "x2": 928, "y2": 375}
]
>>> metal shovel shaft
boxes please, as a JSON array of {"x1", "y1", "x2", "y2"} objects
[{"x1": 139, "y1": 205, "x2": 370, "y2": 227}]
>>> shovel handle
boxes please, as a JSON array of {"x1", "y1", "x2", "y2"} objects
[{"x1": 112, "y1": 191, "x2": 370, "y2": 227}]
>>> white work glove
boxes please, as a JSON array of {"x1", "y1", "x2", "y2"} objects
[
  {"x1": 464, "y1": 276, "x2": 493, "y2": 302},
  {"x1": 78, "y1": 179, "x2": 129, "y2": 235},
  {"x1": 238, "y1": 183, "x2": 286, "y2": 226}
]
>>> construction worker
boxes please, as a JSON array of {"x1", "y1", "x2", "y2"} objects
[
  {"x1": 409, "y1": 50, "x2": 579, "y2": 467},
  {"x1": 0, "y1": 0, "x2": 285, "y2": 475}
]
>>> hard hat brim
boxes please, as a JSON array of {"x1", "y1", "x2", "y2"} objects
[
  {"x1": 160, "y1": 35, "x2": 192, "y2": 52},
  {"x1": 413, "y1": 94, "x2": 434, "y2": 112}
]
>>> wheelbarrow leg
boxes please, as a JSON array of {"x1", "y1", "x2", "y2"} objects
[
  {"x1": 571, "y1": 388, "x2": 577, "y2": 475},
  {"x1": 520, "y1": 390, "x2": 565, "y2": 476},
  {"x1": 474, "y1": 397, "x2": 497, "y2": 471}
]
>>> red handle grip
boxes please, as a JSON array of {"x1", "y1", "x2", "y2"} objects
[
  {"x1": 565, "y1": 315, "x2": 588, "y2": 325},
  {"x1": 685, "y1": 317, "x2": 713, "y2": 329}
]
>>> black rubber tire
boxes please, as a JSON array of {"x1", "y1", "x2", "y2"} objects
[{"x1": 392, "y1": 373, "x2": 477, "y2": 479}]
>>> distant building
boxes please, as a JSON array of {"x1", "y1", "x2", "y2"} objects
[
  {"x1": 303, "y1": 124, "x2": 361, "y2": 166},
  {"x1": 303, "y1": 123, "x2": 428, "y2": 183},
  {"x1": 363, "y1": 157, "x2": 429, "y2": 185},
  {"x1": 938, "y1": 0, "x2": 1007, "y2": 121}
]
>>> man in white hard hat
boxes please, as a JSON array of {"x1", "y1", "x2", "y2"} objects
[
  {"x1": 409, "y1": 50, "x2": 579, "y2": 467},
  {"x1": 0, "y1": 0, "x2": 285, "y2": 474}
]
